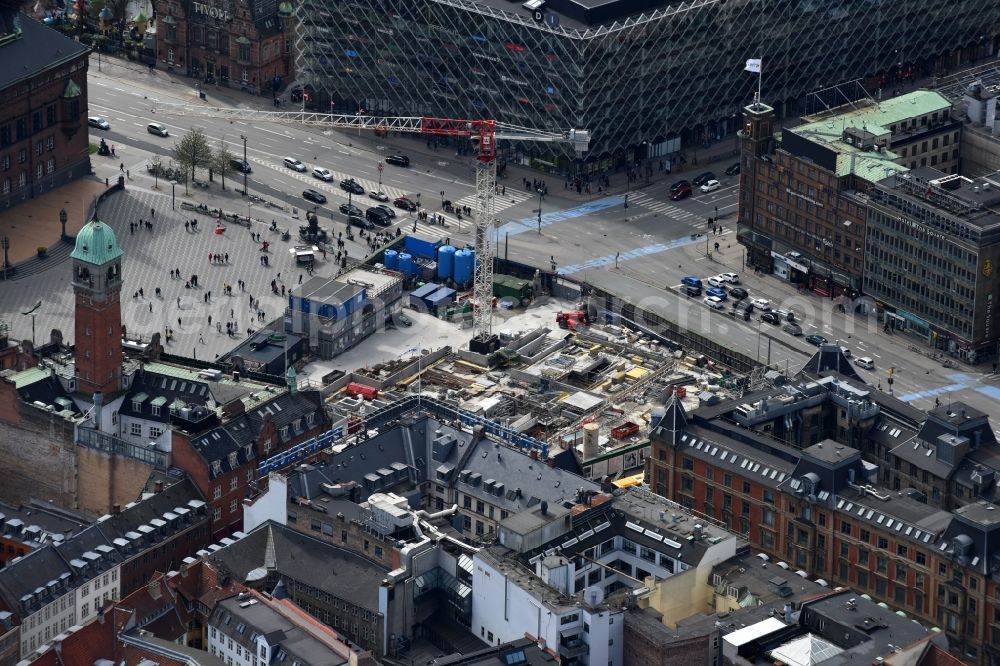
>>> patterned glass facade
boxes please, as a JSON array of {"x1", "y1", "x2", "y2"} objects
[{"x1": 295, "y1": 0, "x2": 1000, "y2": 169}]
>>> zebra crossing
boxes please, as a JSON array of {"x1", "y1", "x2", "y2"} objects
[
  {"x1": 246, "y1": 156, "x2": 412, "y2": 204},
  {"x1": 627, "y1": 192, "x2": 698, "y2": 223},
  {"x1": 451, "y1": 188, "x2": 532, "y2": 213}
]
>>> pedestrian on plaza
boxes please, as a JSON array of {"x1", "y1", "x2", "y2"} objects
[
  {"x1": 177, "y1": 297, "x2": 181, "y2": 307},
  {"x1": 111, "y1": 145, "x2": 116, "y2": 156},
  {"x1": 225, "y1": 253, "x2": 229, "y2": 263},
  {"x1": 208, "y1": 314, "x2": 212, "y2": 325},
  {"x1": 199, "y1": 335, "x2": 204, "y2": 344},
  {"x1": 299, "y1": 274, "x2": 303, "y2": 284},
  {"x1": 185, "y1": 221, "x2": 190, "y2": 232},
  {"x1": 139, "y1": 288, "x2": 144, "y2": 298},
  {"x1": 120, "y1": 162, "x2": 124, "y2": 172},
  {"x1": 148, "y1": 303, "x2": 152, "y2": 313}
]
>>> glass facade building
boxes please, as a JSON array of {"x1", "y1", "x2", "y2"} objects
[{"x1": 295, "y1": 0, "x2": 1000, "y2": 169}]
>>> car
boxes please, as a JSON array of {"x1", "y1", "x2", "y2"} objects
[
  {"x1": 773, "y1": 308, "x2": 796, "y2": 322},
  {"x1": 707, "y1": 276, "x2": 727, "y2": 288},
  {"x1": 681, "y1": 276, "x2": 703, "y2": 289},
  {"x1": 705, "y1": 287, "x2": 727, "y2": 301},
  {"x1": 724, "y1": 163, "x2": 741, "y2": 176},
  {"x1": 366, "y1": 207, "x2": 392, "y2": 226},
  {"x1": 805, "y1": 334, "x2": 828, "y2": 347},
  {"x1": 302, "y1": 189, "x2": 327, "y2": 204},
  {"x1": 348, "y1": 214, "x2": 374, "y2": 230},
  {"x1": 396, "y1": 311, "x2": 412, "y2": 327},
  {"x1": 855, "y1": 357, "x2": 875, "y2": 370},
  {"x1": 339, "y1": 203, "x2": 362, "y2": 217},
  {"x1": 684, "y1": 285, "x2": 702, "y2": 297},
  {"x1": 729, "y1": 287, "x2": 748, "y2": 301},
  {"x1": 394, "y1": 196, "x2": 417, "y2": 211},
  {"x1": 703, "y1": 296, "x2": 725, "y2": 310},
  {"x1": 760, "y1": 312, "x2": 780, "y2": 325},
  {"x1": 88, "y1": 116, "x2": 110, "y2": 130},
  {"x1": 375, "y1": 204, "x2": 396, "y2": 218},
  {"x1": 750, "y1": 298, "x2": 770, "y2": 311},
  {"x1": 782, "y1": 322, "x2": 803, "y2": 336},
  {"x1": 670, "y1": 184, "x2": 692, "y2": 201},
  {"x1": 840, "y1": 346, "x2": 852, "y2": 358},
  {"x1": 283, "y1": 157, "x2": 306, "y2": 172},
  {"x1": 147, "y1": 122, "x2": 169, "y2": 137},
  {"x1": 692, "y1": 172, "x2": 716, "y2": 187},
  {"x1": 730, "y1": 307, "x2": 751, "y2": 321},
  {"x1": 369, "y1": 190, "x2": 389, "y2": 201},
  {"x1": 732, "y1": 301, "x2": 753, "y2": 314},
  {"x1": 700, "y1": 179, "x2": 721, "y2": 193},
  {"x1": 339, "y1": 178, "x2": 364, "y2": 194},
  {"x1": 230, "y1": 159, "x2": 252, "y2": 174},
  {"x1": 385, "y1": 154, "x2": 410, "y2": 167},
  {"x1": 719, "y1": 272, "x2": 740, "y2": 284},
  {"x1": 312, "y1": 167, "x2": 333, "y2": 181},
  {"x1": 670, "y1": 179, "x2": 691, "y2": 193}
]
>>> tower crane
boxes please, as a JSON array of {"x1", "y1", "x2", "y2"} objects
[{"x1": 150, "y1": 103, "x2": 590, "y2": 352}]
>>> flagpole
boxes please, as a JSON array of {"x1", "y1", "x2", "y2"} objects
[{"x1": 757, "y1": 66, "x2": 762, "y2": 108}]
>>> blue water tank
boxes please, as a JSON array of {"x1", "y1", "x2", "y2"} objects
[
  {"x1": 384, "y1": 249, "x2": 398, "y2": 271},
  {"x1": 437, "y1": 245, "x2": 456, "y2": 280},
  {"x1": 453, "y1": 249, "x2": 474, "y2": 285},
  {"x1": 398, "y1": 253, "x2": 414, "y2": 277}
]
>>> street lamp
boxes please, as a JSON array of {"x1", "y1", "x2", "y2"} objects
[
  {"x1": 247, "y1": 200, "x2": 253, "y2": 226},
  {"x1": 536, "y1": 188, "x2": 543, "y2": 234},
  {"x1": 59, "y1": 208, "x2": 67, "y2": 241},
  {"x1": 21, "y1": 300, "x2": 41, "y2": 346},
  {"x1": 170, "y1": 180, "x2": 177, "y2": 210},
  {"x1": 240, "y1": 134, "x2": 248, "y2": 195}
]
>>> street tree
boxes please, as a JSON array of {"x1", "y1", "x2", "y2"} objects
[
  {"x1": 212, "y1": 139, "x2": 236, "y2": 191},
  {"x1": 173, "y1": 127, "x2": 212, "y2": 194},
  {"x1": 149, "y1": 154, "x2": 164, "y2": 189}
]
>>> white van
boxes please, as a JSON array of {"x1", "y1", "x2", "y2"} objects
[
  {"x1": 147, "y1": 122, "x2": 169, "y2": 137},
  {"x1": 855, "y1": 357, "x2": 874, "y2": 370}
]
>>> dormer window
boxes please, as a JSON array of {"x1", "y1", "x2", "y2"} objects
[
  {"x1": 132, "y1": 399, "x2": 142, "y2": 412},
  {"x1": 293, "y1": 418, "x2": 302, "y2": 433},
  {"x1": 306, "y1": 412, "x2": 315, "y2": 427},
  {"x1": 228, "y1": 452, "x2": 238, "y2": 468},
  {"x1": 243, "y1": 444, "x2": 252, "y2": 460},
  {"x1": 212, "y1": 460, "x2": 222, "y2": 476},
  {"x1": 280, "y1": 426, "x2": 289, "y2": 440},
  {"x1": 151, "y1": 405, "x2": 160, "y2": 416}
]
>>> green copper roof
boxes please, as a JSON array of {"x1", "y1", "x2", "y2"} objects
[
  {"x1": 236, "y1": 35, "x2": 250, "y2": 44},
  {"x1": 62, "y1": 79, "x2": 81, "y2": 99},
  {"x1": 71, "y1": 219, "x2": 123, "y2": 266},
  {"x1": 277, "y1": 2, "x2": 293, "y2": 16}
]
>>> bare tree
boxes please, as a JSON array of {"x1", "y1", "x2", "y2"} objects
[
  {"x1": 173, "y1": 127, "x2": 212, "y2": 194},
  {"x1": 212, "y1": 139, "x2": 236, "y2": 191},
  {"x1": 149, "y1": 154, "x2": 164, "y2": 189}
]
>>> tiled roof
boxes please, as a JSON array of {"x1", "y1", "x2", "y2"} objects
[{"x1": 0, "y1": 16, "x2": 89, "y2": 91}]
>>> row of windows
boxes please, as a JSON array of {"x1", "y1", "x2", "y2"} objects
[
  {"x1": 0, "y1": 106, "x2": 59, "y2": 147},
  {"x1": 0, "y1": 159, "x2": 58, "y2": 194}
]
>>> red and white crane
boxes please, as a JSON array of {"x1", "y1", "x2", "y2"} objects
[{"x1": 150, "y1": 104, "x2": 590, "y2": 349}]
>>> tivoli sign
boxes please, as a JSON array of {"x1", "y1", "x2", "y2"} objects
[{"x1": 191, "y1": 1, "x2": 232, "y2": 21}]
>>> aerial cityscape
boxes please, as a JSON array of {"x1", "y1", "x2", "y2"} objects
[{"x1": 2, "y1": 1, "x2": 1000, "y2": 665}]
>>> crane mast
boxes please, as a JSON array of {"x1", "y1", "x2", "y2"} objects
[{"x1": 150, "y1": 102, "x2": 590, "y2": 349}]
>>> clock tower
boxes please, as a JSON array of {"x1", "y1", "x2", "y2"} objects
[{"x1": 70, "y1": 218, "x2": 123, "y2": 396}]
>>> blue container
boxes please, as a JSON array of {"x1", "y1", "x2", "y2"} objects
[
  {"x1": 398, "y1": 253, "x2": 414, "y2": 277},
  {"x1": 437, "y1": 245, "x2": 456, "y2": 280},
  {"x1": 453, "y1": 249, "x2": 474, "y2": 285},
  {"x1": 384, "y1": 249, "x2": 398, "y2": 271},
  {"x1": 404, "y1": 235, "x2": 442, "y2": 259}
]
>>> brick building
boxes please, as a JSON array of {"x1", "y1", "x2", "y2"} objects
[
  {"x1": 169, "y1": 388, "x2": 327, "y2": 539},
  {"x1": 0, "y1": 12, "x2": 91, "y2": 212},
  {"x1": 646, "y1": 355, "x2": 1000, "y2": 664},
  {"x1": 152, "y1": 0, "x2": 294, "y2": 96},
  {"x1": 0, "y1": 500, "x2": 92, "y2": 567},
  {"x1": 737, "y1": 90, "x2": 955, "y2": 297}
]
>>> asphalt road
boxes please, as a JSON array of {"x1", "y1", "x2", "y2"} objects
[{"x1": 78, "y1": 61, "x2": 1000, "y2": 426}]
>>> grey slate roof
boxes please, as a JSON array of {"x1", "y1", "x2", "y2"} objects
[
  {"x1": 208, "y1": 522, "x2": 387, "y2": 611},
  {"x1": 0, "y1": 15, "x2": 89, "y2": 91}
]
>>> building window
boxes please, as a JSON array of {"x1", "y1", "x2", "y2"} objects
[
  {"x1": 46, "y1": 135, "x2": 55, "y2": 151},
  {"x1": 241, "y1": 69, "x2": 250, "y2": 83},
  {"x1": 213, "y1": 508, "x2": 222, "y2": 522},
  {"x1": 149, "y1": 427, "x2": 162, "y2": 438},
  {"x1": 230, "y1": 499, "x2": 237, "y2": 513},
  {"x1": 213, "y1": 486, "x2": 221, "y2": 499},
  {"x1": 1, "y1": 178, "x2": 8, "y2": 194},
  {"x1": 166, "y1": 47, "x2": 175, "y2": 64},
  {"x1": 18, "y1": 171, "x2": 26, "y2": 189},
  {"x1": 230, "y1": 476, "x2": 238, "y2": 491},
  {"x1": 130, "y1": 422, "x2": 141, "y2": 436},
  {"x1": 36, "y1": 140, "x2": 43, "y2": 156}
]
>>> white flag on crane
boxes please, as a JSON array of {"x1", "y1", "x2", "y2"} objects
[{"x1": 745, "y1": 58, "x2": 762, "y2": 73}]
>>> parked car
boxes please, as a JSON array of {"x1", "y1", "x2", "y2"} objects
[
  {"x1": 283, "y1": 157, "x2": 306, "y2": 172},
  {"x1": 375, "y1": 204, "x2": 396, "y2": 218},
  {"x1": 88, "y1": 116, "x2": 110, "y2": 130},
  {"x1": 348, "y1": 214, "x2": 373, "y2": 230},
  {"x1": 724, "y1": 163, "x2": 741, "y2": 176},
  {"x1": 692, "y1": 171, "x2": 716, "y2": 187},
  {"x1": 681, "y1": 276, "x2": 703, "y2": 289},
  {"x1": 312, "y1": 167, "x2": 333, "y2": 181},
  {"x1": 394, "y1": 196, "x2": 417, "y2": 211},
  {"x1": 719, "y1": 272, "x2": 740, "y2": 284},
  {"x1": 729, "y1": 287, "x2": 749, "y2": 301},
  {"x1": 369, "y1": 190, "x2": 389, "y2": 201},
  {"x1": 670, "y1": 179, "x2": 691, "y2": 193},
  {"x1": 782, "y1": 322, "x2": 803, "y2": 336},
  {"x1": 760, "y1": 312, "x2": 780, "y2": 325},
  {"x1": 805, "y1": 334, "x2": 828, "y2": 346},
  {"x1": 703, "y1": 296, "x2": 725, "y2": 310},
  {"x1": 707, "y1": 276, "x2": 727, "y2": 288},
  {"x1": 230, "y1": 159, "x2": 252, "y2": 174},
  {"x1": 700, "y1": 179, "x2": 721, "y2": 193},
  {"x1": 339, "y1": 203, "x2": 362, "y2": 217},
  {"x1": 340, "y1": 178, "x2": 364, "y2": 194},
  {"x1": 385, "y1": 154, "x2": 410, "y2": 167},
  {"x1": 750, "y1": 298, "x2": 770, "y2": 310},
  {"x1": 855, "y1": 357, "x2": 875, "y2": 370},
  {"x1": 302, "y1": 189, "x2": 327, "y2": 204},
  {"x1": 147, "y1": 122, "x2": 169, "y2": 137},
  {"x1": 670, "y1": 184, "x2": 692, "y2": 201},
  {"x1": 705, "y1": 287, "x2": 727, "y2": 301}
]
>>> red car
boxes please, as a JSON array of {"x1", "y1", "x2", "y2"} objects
[
  {"x1": 393, "y1": 196, "x2": 417, "y2": 211},
  {"x1": 671, "y1": 184, "x2": 692, "y2": 201}
]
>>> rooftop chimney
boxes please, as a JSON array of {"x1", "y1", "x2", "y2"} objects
[{"x1": 154, "y1": 481, "x2": 164, "y2": 494}]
